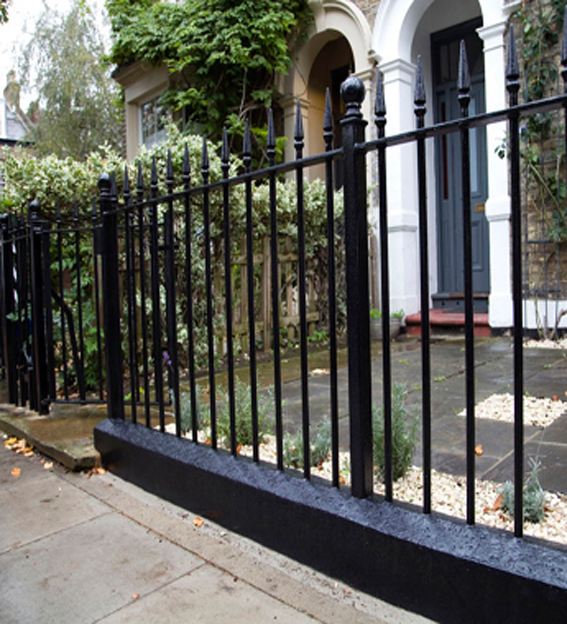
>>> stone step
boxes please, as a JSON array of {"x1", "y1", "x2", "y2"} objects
[{"x1": 405, "y1": 308, "x2": 490, "y2": 337}]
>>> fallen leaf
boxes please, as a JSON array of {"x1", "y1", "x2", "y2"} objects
[
  {"x1": 492, "y1": 494, "x2": 503, "y2": 511},
  {"x1": 132, "y1": 593, "x2": 140, "y2": 600},
  {"x1": 553, "y1": 395, "x2": 559, "y2": 401},
  {"x1": 236, "y1": 444, "x2": 243, "y2": 455},
  {"x1": 23, "y1": 450, "x2": 35, "y2": 458},
  {"x1": 11, "y1": 467, "x2": 21, "y2": 476},
  {"x1": 44, "y1": 462, "x2": 53, "y2": 470},
  {"x1": 204, "y1": 438, "x2": 212, "y2": 446},
  {"x1": 193, "y1": 517, "x2": 204, "y2": 528},
  {"x1": 3, "y1": 437, "x2": 17, "y2": 447},
  {"x1": 310, "y1": 368, "x2": 329, "y2": 376},
  {"x1": 339, "y1": 475, "x2": 346, "y2": 485},
  {"x1": 344, "y1": 589, "x2": 351, "y2": 595},
  {"x1": 13, "y1": 439, "x2": 27, "y2": 453},
  {"x1": 95, "y1": 467, "x2": 106, "y2": 475},
  {"x1": 475, "y1": 444, "x2": 483, "y2": 456}
]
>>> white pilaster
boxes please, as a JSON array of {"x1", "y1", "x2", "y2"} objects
[
  {"x1": 478, "y1": 21, "x2": 513, "y2": 328},
  {"x1": 379, "y1": 58, "x2": 420, "y2": 314}
]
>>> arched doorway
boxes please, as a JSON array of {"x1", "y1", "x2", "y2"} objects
[
  {"x1": 278, "y1": 0, "x2": 373, "y2": 168},
  {"x1": 372, "y1": 0, "x2": 518, "y2": 327},
  {"x1": 305, "y1": 34, "x2": 353, "y2": 182}
]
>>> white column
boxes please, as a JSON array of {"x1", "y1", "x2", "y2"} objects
[
  {"x1": 380, "y1": 58, "x2": 420, "y2": 315},
  {"x1": 478, "y1": 21, "x2": 513, "y2": 328}
]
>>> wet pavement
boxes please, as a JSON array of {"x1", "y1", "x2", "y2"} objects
[
  {"x1": 1, "y1": 335, "x2": 567, "y2": 493},
  {"x1": 0, "y1": 440, "x2": 430, "y2": 623},
  {"x1": 2, "y1": 334, "x2": 567, "y2": 623}
]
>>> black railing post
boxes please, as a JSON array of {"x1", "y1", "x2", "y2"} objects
[
  {"x1": 29, "y1": 201, "x2": 50, "y2": 414},
  {"x1": 413, "y1": 59, "x2": 432, "y2": 513},
  {"x1": 375, "y1": 69, "x2": 393, "y2": 501},
  {"x1": 340, "y1": 75, "x2": 373, "y2": 498},
  {"x1": 98, "y1": 173, "x2": 124, "y2": 420},
  {"x1": 507, "y1": 25, "x2": 523, "y2": 538},
  {"x1": 324, "y1": 89, "x2": 340, "y2": 488}
]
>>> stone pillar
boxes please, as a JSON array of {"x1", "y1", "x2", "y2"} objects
[
  {"x1": 379, "y1": 58, "x2": 420, "y2": 315},
  {"x1": 478, "y1": 21, "x2": 513, "y2": 328}
]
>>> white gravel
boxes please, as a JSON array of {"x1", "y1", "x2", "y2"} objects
[
  {"x1": 166, "y1": 346, "x2": 567, "y2": 548},
  {"x1": 209, "y1": 432, "x2": 567, "y2": 548},
  {"x1": 458, "y1": 393, "x2": 567, "y2": 428}
]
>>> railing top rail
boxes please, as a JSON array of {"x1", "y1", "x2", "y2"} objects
[
  {"x1": 117, "y1": 147, "x2": 344, "y2": 211},
  {"x1": 363, "y1": 93, "x2": 567, "y2": 153}
]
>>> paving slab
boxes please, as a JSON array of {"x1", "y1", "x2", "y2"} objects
[
  {"x1": 98, "y1": 564, "x2": 318, "y2": 624},
  {"x1": 0, "y1": 512, "x2": 203, "y2": 624},
  {"x1": 0, "y1": 432, "x2": 433, "y2": 624}
]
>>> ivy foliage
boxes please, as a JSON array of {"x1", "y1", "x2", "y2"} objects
[
  {"x1": 105, "y1": 0, "x2": 312, "y2": 141},
  {"x1": 509, "y1": 1, "x2": 567, "y2": 244}
]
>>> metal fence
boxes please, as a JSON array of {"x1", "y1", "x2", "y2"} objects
[
  {"x1": 0, "y1": 202, "x2": 106, "y2": 412},
  {"x1": 3, "y1": 24, "x2": 567, "y2": 620}
]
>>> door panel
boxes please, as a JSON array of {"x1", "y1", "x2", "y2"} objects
[{"x1": 435, "y1": 77, "x2": 489, "y2": 294}]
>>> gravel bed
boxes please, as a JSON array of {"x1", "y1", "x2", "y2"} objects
[
  {"x1": 458, "y1": 393, "x2": 567, "y2": 428},
  {"x1": 525, "y1": 337, "x2": 567, "y2": 349}
]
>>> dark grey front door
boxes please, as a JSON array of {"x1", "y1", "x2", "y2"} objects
[{"x1": 433, "y1": 21, "x2": 490, "y2": 297}]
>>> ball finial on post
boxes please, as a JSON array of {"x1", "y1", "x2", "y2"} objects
[{"x1": 340, "y1": 75, "x2": 366, "y2": 120}]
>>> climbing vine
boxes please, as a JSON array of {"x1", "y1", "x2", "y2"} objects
[
  {"x1": 105, "y1": 0, "x2": 312, "y2": 152},
  {"x1": 513, "y1": 0, "x2": 566, "y2": 242}
]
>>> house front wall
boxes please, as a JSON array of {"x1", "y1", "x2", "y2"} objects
[
  {"x1": 284, "y1": 0, "x2": 527, "y2": 328},
  {"x1": 115, "y1": 61, "x2": 170, "y2": 160},
  {"x1": 369, "y1": 0, "x2": 522, "y2": 328}
]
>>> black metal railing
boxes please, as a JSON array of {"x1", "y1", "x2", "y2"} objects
[
  {"x1": 3, "y1": 24, "x2": 567, "y2": 547},
  {"x1": 0, "y1": 201, "x2": 106, "y2": 411}
]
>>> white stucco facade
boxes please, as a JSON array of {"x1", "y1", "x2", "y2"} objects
[{"x1": 371, "y1": 0, "x2": 521, "y2": 327}]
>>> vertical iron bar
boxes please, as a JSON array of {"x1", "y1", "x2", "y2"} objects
[
  {"x1": 165, "y1": 150, "x2": 181, "y2": 436},
  {"x1": 267, "y1": 110, "x2": 284, "y2": 470},
  {"x1": 123, "y1": 169, "x2": 137, "y2": 424},
  {"x1": 29, "y1": 201, "x2": 49, "y2": 414},
  {"x1": 92, "y1": 200, "x2": 104, "y2": 401},
  {"x1": 458, "y1": 41, "x2": 475, "y2": 525},
  {"x1": 414, "y1": 60, "x2": 432, "y2": 513},
  {"x1": 295, "y1": 100, "x2": 311, "y2": 478},
  {"x1": 375, "y1": 70, "x2": 393, "y2": 501},
  {"x1": 324, "y1": 89, "x2": 340, "y2": 487},
  {"x1": 149, "y1": 158, "x2": 165, "y2": 431},
  {"x1": 341, "y1": 75, "x2": 373, "y2": 498},
  {"x1": 244, "y1": 122, "x2": 259, "y2": 460},
  {"x1": 42, "y1": 220, "x2": 55, "y2": 401},
  {"x1": 98, "y1": 173, "x2": 124, "y2": 420},
  {"x1": 17, "y1": 217, "x2": 28, "y2": 407},
  {"x1": 202, "y1": 137, "x2": 217, "y2": 448},
  {"x1": 73, "y1": 201, "x2": 86, "y2": 401},
  {"x1": 221, "y1": 130, "x2": 237, "y2": 455},
  {"x1": 183, "y1": 145, "x2": 199, "y2": 442},
  {"x1": 56, "y1": 204, "x2": 69, "y2": 400},
  {"x1": 507, "y1": 25, "x2": 524, "y2": 538},
  {"x1": 137, "y1": 163, "x2": 151, "y2": 426}
]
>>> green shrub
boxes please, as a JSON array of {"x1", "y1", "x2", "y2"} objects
[
  {"x1": 283, "y1": 416, "x2": 332, "y2": 469},
  {"x1": 500, "y1": 458, "x2": 546, "y2": 523},
  {"x1": 216, "y1": 378, "x2": 273, "y2": 447},
  {"x1": 373, "y1": 384, "x2": 418, "y2": 481},
  {"x1": 179, "y1": 390, "x2": 203, "y2": 435}
]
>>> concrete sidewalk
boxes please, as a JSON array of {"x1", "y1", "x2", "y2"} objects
[{"x1": 0, "y1": 440, "x2": 432, "y2": 624}]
